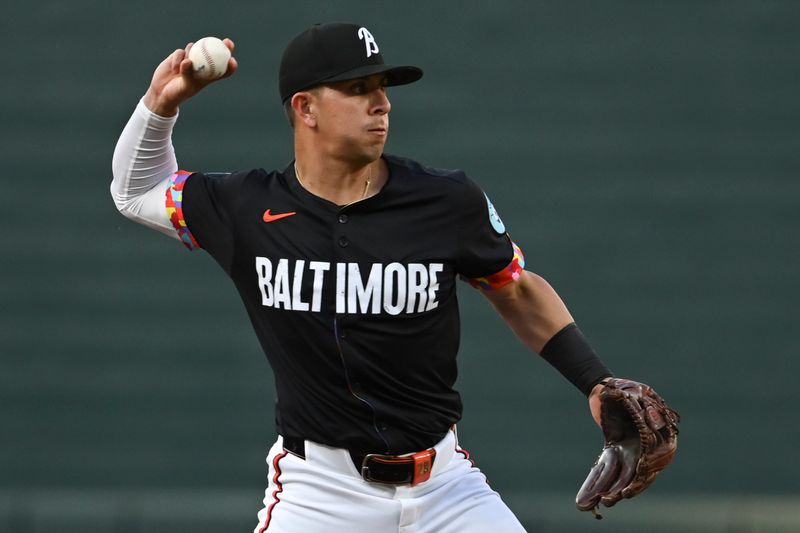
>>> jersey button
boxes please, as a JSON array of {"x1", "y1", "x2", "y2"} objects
[
  {"x1": 378, "y1": 422, "x2": 389, "y2": 431},
  {"x1": 338, "y1": 237, "x2": 349, "y2": 247},
  {"x1": 338, "y1": 214, "x2": 349, "y2": 224}
]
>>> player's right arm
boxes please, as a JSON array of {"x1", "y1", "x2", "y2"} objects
[{"x1": 110, "y1": 40, "x2": 237, "y2": 235}]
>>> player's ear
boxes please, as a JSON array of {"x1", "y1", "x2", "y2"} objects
[{"x1": 292, "y1": 92, "x2": 317, "y2": 128}]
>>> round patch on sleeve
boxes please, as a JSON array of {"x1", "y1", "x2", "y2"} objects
[{"x1": 484, "y1": 193, "x2": 506, "y2": 234}]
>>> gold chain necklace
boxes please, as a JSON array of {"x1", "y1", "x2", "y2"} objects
[{"x1": 294, "y1": 163, "x2": 372, "y2": 200}]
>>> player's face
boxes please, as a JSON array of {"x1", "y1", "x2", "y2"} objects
[{"x1": 313, "y1": 74, "x2": 391, "y2": 164}]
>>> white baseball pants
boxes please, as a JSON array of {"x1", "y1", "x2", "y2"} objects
[{"x1": 253, "y1": 429, "x2": 526, "y2": 533}]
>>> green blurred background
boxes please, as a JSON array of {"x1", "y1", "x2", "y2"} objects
[{"x1": 2, "y1": 1, "x2": 799, "y2": 531}]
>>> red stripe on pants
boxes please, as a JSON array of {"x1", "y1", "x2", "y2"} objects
[
  {"x1": 456, "y1": 446, "x2": 475, "y2": 467},
  {"x1": 259, "y1": 450, "x2": 289, "y2": 532}
]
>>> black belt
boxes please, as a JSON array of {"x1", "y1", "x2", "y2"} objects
[{"x1": 282, "y1": 436, "x2": 436, "y2": 486}]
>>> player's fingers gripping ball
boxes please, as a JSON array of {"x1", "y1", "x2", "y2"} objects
[{"x1": 188, "y1": 37, "x2": 231, "y2": 80}]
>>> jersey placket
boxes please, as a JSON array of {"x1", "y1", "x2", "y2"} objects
[{"x1": 331, "y1": 203, "x2": 394, "y2": 451}]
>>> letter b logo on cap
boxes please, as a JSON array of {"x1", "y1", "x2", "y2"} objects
[{"x1": 358, "y1": 27, "x2": 379, "y2": 57}]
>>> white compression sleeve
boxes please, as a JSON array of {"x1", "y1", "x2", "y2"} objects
[{"x1": 110, "y1": 99, "x2": 181, "y2": 239}]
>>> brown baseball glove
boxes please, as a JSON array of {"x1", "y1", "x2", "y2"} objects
[{"x1": 575, "y1": 378, "x2": 680, "y2": 519}]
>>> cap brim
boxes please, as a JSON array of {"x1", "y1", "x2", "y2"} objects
[{"x1": 321, "y1": 64, "x2": 423, "y2": 87}]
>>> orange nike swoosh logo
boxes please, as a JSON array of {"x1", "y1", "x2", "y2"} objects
[{"x1": 263, "y1": 209, "x2": 297, "y2": 223}]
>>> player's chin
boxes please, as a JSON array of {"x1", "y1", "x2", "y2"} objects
[
  {"x1": 346, "y1": 137, "x2": 385, "y2": 162},
  {"x1": 362, "y1": 136, "x2": 387, "y2": 156}
]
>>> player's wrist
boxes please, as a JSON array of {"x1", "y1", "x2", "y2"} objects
[
  {"x1": 588, "y1": 377, "x2": 613, "y2": 401},
  {"x1": 143, "y1": 89, "x2": 181, "y2": 118},
  {"x1": 540, "y1": 323, "x2": 613, "y2": 396}
]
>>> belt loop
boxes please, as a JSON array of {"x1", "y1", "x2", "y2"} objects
[{"x1": 282, "y1": 436, "x2": 306, "y2": 460}]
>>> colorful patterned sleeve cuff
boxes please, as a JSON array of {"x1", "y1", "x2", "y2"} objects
[
  {"x1": 465, "y1": 242, "x2": 525, "y2": 291},
  {"x1": 165, "y1": 171, "x2": 201, "y2": 250}
]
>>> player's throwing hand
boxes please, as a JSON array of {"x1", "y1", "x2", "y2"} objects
[{"x1": 143, "y1": 38, "x2": 237, "y2": 117}]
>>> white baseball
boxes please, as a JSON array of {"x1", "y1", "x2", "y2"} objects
[{"x1": 188, "y1": 37, "x2": 231, "y2": 80}]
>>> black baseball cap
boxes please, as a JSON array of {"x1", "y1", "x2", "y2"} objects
[{"x1": 279, "y1": 22, "x2": 423, "y2": 103}]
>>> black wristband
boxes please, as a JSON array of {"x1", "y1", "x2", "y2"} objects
[{"x1": 540, "y1": 323, "x2": 613, "y2": 396}]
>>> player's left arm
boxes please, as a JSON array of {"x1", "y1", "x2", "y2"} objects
[
  {"x1": 480, "y1": 271, "x2": 610, "y2": 425},
  {"x1": 480, "y1": 269, "x2": 572, "y2": 353}
]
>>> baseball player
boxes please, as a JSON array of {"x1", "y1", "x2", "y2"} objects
[{"x1": 111, "y1": 23, "x2": 616, "y2": 532}]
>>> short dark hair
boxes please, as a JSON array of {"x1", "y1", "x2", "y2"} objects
[{"x1": 283, "y1": 99, "x2": 295, "y2": 128}]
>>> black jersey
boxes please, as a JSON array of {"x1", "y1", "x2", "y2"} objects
[{"x1": 168, "y1": 154, "x2": 524, "y2": 454}]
